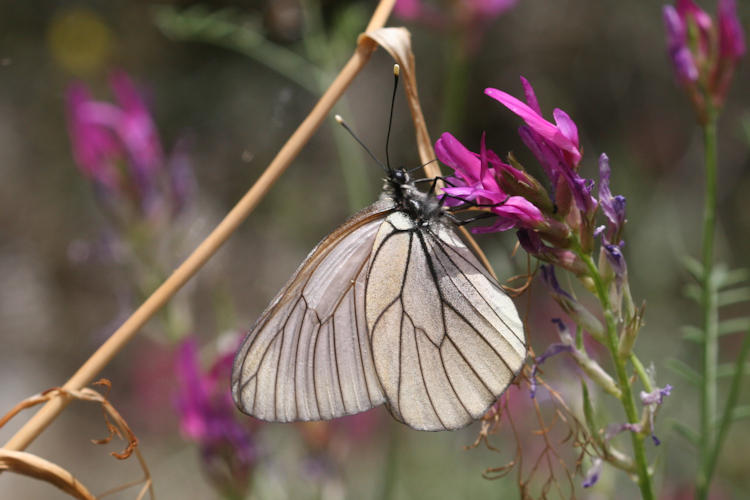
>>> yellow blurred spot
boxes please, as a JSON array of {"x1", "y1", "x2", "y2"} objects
[{"x1": 48, "y1": 8, "x2": 112, "y2": 75}]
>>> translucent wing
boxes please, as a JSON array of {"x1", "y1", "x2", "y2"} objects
[
  {"x1": 232, "y1": 200, "x2": 393, "y2": 422},
  {"x1": 366, "y1": 212, "x2": 526, "y2": 431}
]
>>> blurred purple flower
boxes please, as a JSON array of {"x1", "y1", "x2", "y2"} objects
[
  {"x1": 176, "y1": 337, "x2": 257, "y2": 497},
  {"x1": 718, "y1": 0, "x2": 746, "y2": 61},
  {"x1": 663, "y1": 0, "x2": 745, "y2": 114},
  {"x1": 663, "y1": 6, "x2": 700, "y2": 82},
  {"x1": 582, "y1": 458, "x2": 603, "y2": 488},
  {"x1": 435, "y1": 132, "x2": 546, "y2": 232},
  {"x1": 66, "y1": 70, "x2": 192, "y2": 217}
]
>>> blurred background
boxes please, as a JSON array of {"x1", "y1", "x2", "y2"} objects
[{"x1": 0, "y1": 0, "x2": 748, "y2": 498}]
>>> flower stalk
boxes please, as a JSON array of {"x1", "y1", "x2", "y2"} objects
[
  {"x1": 696, "y1": 106, "x2": 718, "y2": 499},
  {"x1": 435, "y1": 78, "x2": 664, "y2": 498}
]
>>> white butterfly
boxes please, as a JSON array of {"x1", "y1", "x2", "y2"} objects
[{"x1": 231, "y1": 164, "x2": 527, "y2": 431}]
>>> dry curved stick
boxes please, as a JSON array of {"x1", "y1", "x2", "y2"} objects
[
  {"x1": 3, "y1": 0, "x2": 396, "y2": 453},
  {"x1": 0, "y1": 450, "x2": 95, "y2": 500},
  {"x1": 0, "y1": 379, "x2": 153, "y2": 499}
]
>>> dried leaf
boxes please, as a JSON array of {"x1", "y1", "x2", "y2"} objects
[{"x1": 0, "y1": 449, "x2": 95, "y2": 500}]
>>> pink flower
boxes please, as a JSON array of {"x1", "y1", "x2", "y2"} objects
[
  {"x1": 175, "y1": 337, "x2": 257, "y2": 497},
  {"x1": 663, "y1": 0, "x2": 745, "y2": 113},
  {"x1": 435, "y1": 132, "x2": 545, "y2": 232},
  {"x1": 486, "y1": 78, "x2": 595, "y2": 215},
  {"x1": 485, "y1": 84, "x2": 581, "y2": 166},
  {"x1": 718, "y1": 0, "x2": 746, "y2": 61},
  {"x1": 66, "y1": 70, "x2": 192, "y2": 216}
]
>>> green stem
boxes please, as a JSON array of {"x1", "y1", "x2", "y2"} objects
[
  {"x1": 697, "y1": 110, "x2": 719, "y2": 500},
  {"x1": 704, "y1": 329, "x2": 750, "y2": 487},
  {"x1": 581, "y1": 254, "x2": 655, "y2": 500}
]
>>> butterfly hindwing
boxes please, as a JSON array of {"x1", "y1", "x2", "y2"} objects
[
  {"x1": 231, "y1": 201, "x2": 393, "y2": 422},
  {"x1": 366, "y1": 212, "x2": 526, "y2": 431}
]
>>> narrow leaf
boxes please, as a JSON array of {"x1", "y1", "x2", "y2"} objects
[
  {"x1": 717, "y1": 362, "x2": 750, "y2": 378},
  {"x1": 681, "y1": 325, "x2": 703, "y2": 343},
  {"x1": 682, "y1": 284, "x2": 702, "y2": 303},
  {"x1": 715, "y1": 268, "x2": 749, "y2": 289},
  {"x1": 669, "y1": 418, "x2": 699, "y2": 446},
  {"x1": 681, "y1": 256, "x2": 703, "y2": 281},
  {"x1": 731, "y1": 405, "x2": 750, "y2": 421},
  {"x1": 718, "y1": 287, "x2": 750, "y2": 307},
  {"x1": 718, "y1": 317, "x2": 750, "y2": 336},
  {"x1": 666, "y1": 358, "x2": 702, "y2": 386}
]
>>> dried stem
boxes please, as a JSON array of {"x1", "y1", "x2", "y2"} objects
[{"x1": 3, "y1": 0, "x2": 396, "y2": 453}]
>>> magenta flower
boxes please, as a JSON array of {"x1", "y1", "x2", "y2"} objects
[
  {"x1": 435, "y1": 132, "x2": 545, "y2": 232},
  {"x1": 485, "y1": 78, "x2": 597, "y2": 216},
  {"x1": 663, "y1": 5, "x2": 700, "y2": 82},
  {"x1": 718, "y1": 0, "x2": 746, "y2": 61},
  {"x1": 663, "y1": 0, "x2": 745, "y2": 114},
  {"x1": 175, "y1": 337, "x2": 257, "y2": 497},
  {"x1": 66, "y1": 84, "x2": 123, "y2": 190},
  {"x1": 66, "y1": 70, "x2": 191, "y2": 217}
]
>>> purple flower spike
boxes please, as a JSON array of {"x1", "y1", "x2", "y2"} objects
[
  {"x1": 175, "y1": 337, "x2": 257, "y2": 496},
  {"x1": 663, "y1": 5, "x2": 700, "y2": 83},
  {"x1": 530, "y1": 339, "x2": 574, "y2": 398},
  {"x1": 582, "y1": 458, "x2": 603, "y2": 488},
  {"x1": 541, "y1": 265, "x2": 574, "y2": 300},
  {"x1": 718, "y1": 0, "x2": 746, "y2": 61},
  {"x1": 598, "y1": 154, "x2": 627, "y2": 243},
  {"x1": 604, "y1": 243, "x2": 627, "y2": 281}
]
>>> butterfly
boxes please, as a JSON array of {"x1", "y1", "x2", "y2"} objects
[{"x1": 231, "y1": 68, "x2": 527, "y2": 431}]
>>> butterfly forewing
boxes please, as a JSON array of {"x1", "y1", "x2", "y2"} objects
[
  {"x1": 365, "y1": 212, "x2": 526, "y2": 431},
  {"x1": 232, "y1": 200, "x2": 394, "y2": 422}
]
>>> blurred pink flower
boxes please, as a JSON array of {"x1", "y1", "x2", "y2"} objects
[
  {"x1": 175, "y1": 337, "x2": 257, "y2": 497},
  {"x1": 718, "y1": 0, "x2": 746, "y2": 61},
  {"x1": 663, "y1": 0, "x2": 745, "y2": 114},
  {"x1": 66, "y1": 70, "x2": 192, "y2": 216}
]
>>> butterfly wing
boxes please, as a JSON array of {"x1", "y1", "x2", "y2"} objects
[
  {"x1": 365, "y1": 212, "x2": 526, "y2": 431},
  {"x1": 232, "y1": 200, "x2": 394, "y2": 422}
]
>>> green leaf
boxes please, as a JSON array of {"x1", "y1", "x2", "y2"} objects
[
  {"x1": 669, "y1": 418, "x2": 699, "y2": 446},
  {"x1": 718, "y1": 317, "x2": 750, "y2": 336},
  {"x1": 715, "y1": 268, "x2": 749, "y2": 289},
  {"x1": 718, "y1": 287, "x2": 750, "y2": 307},
  {"x1": 717, "y1": 362, "x2": 750, "y2": 378},
  {"x1": 681, "y1": 325, "x2": 703, "y2": 343},
  {"x1": 681, "y1": 256, "x2": 703, "y2": 281},
  {"x1": 683, "y1": 284, "x2": 702, "y2": 303},
  {"x1": 666, "y1": 358, "x2": 702, "y2": 386},
  {"x1": 731, "y1": 405, "x2": 750, "y2": 421}
]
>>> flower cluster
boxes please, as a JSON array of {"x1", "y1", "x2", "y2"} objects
[
  {"x1": 436, "y1": 78, "x2": 665, "y2": 493},
  {"x1": 66, "y1": 71, "x2": 192, "y2": 219},
  {"x1": 436, "y1": 77, "x2": 619, "y2": 278},
  {"x1": 663, "y1": 0, "x2": 745, "y2": 118},
  {"x1": 175, "y1": 337, "x2": 258, "y2": 498}
]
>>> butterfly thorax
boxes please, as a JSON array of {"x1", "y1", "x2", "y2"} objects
[{"x1": 382, "y1": 168, "x2": 444, "y2": 226}]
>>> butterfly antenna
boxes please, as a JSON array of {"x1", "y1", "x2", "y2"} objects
[
  {"x1": 385, "y1": 64, "x2": 399, "y2": 173},
  {"x1": 407, "y1": 158, "x2": 438, "y2": 174},
  {"x1": 334, "y1": 115, "x2": 388, "y2": 173}
]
